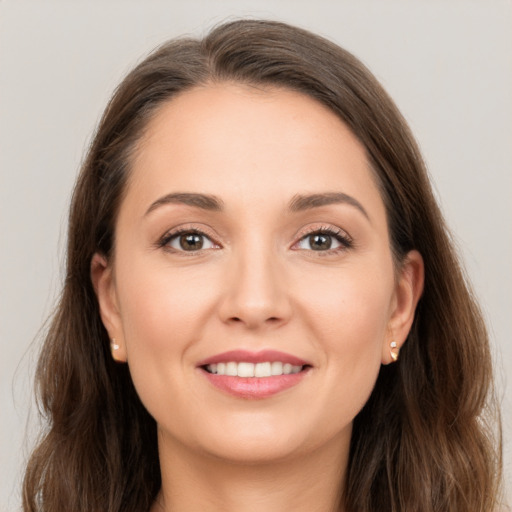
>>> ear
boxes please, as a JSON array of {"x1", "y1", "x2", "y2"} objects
[
  {"x1": 90, "y1": 253, "x2": 127, "y2": 363},
  {"x1": 382, "y1": 250, "x2": 424, "y2": 364}
]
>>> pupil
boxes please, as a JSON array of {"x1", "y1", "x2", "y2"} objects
[
  {"x1": 310, "y1": 234, "x2": 331, "y2": 250},
  {"x1": 180, "y1": 233, "x2": 203, "y2": 251}
]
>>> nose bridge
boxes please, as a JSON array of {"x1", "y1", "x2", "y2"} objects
[{"x1": 220, "y1": 234, "x2": 290, "y2": 328}]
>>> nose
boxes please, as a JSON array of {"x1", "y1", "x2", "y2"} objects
[{"x1": 218, "y1": 246, "x2": 292, "y2": 330}]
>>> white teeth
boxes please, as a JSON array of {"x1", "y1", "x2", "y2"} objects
[
  {"x1": 237, "y1": 362, "x2": 255, "y2": 377},
  {"x1": 254, "y1": 362, "x2": 271, "y2": 377},
  {"x1": 206, "y1": 361, "x2": 303, "y2": 377},
  {"x1": 226, "y1": 362, "x2": 238, "y2": 376},
  {"x1": 271, "y1": 361, "x2": 283, "y2": 375}
]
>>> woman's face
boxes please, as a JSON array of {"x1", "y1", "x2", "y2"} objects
[{"x1": 93, "y1": 84, "x2": 422, "y2": 464}]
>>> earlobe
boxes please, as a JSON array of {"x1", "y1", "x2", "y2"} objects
[
  {"x1": 90, "y1": 253, "x2": 127, "y2": 363},
  {"x1": 110, "y1": 338, "x2": 125, "y2": 363},
  {"x1": 382, "y1": 250, "x2": 424, "y2": 365}
]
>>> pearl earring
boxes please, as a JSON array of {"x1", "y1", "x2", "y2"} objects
[
  {"x1": 390, "y1": 341, "x2": 399, "y2": 362},
  {"x1": 111, "y1": 338, "x2": 120, "y2": 351}
]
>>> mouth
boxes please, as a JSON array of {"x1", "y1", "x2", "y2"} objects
[{"x1": 197, "y1": 350, "x2": 312, "y2": 399}]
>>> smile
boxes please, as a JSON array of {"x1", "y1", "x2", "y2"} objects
[{"x1": 197, "y1": 350, "x2": 312, "y2": 399}]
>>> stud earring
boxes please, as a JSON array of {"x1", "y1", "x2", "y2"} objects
[
  {"x1": 390, "y1": 341, "x2": 399, "y2": 362},
  {"x1": 110, "y1": 338, "x2": 124, "y2": 362}
]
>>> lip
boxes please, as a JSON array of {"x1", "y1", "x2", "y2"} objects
[
  {"x1": 196, "y1": 349, "x2": 310, "y2": 367},
  {"x1": 197, "y1": 350, "x2": 312, "y2": 400},
  {"x1": 200, "y1": 370, "x2": 310, "y2": 399}
]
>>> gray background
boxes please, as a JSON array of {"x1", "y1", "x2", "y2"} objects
[{"x1": 1, "y1": 0, "x2": 510, "y2": 509}]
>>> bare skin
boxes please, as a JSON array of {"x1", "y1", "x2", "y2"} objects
[
  {"x1": 92, "y1": 84, "x2": 424, "y2": 512},
  {"x1": 152, "y1": 428, "x2": 347, "y2": 512}
]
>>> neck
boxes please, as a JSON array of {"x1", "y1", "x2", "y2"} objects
[{"x1": 152, "y1": 431, "x2": 349, "y2": 512}]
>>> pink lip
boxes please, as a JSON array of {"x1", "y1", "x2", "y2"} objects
[
  {"x1": 196, "y1": 349, "x2": 310, "y2": 367},
  {"x1": 200, "y1": 370, "x2": 310, "y2": 399},
  {"x1": 196, "y1": 350, "x2": 311, "y2": 400}
]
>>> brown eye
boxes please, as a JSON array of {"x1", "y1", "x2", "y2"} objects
[
  {"x1": 165, "y1": 231, "x2": 217, "y2": 252},
  {"x1": 309, "y1": 233, "x2": 332, "y2": 250},
  {"x1": 294, "y1": 228, "x2": 352, "y2": 252},
  {"x1": 179, "y1": 233, "x2": 204, "y2": 251}
]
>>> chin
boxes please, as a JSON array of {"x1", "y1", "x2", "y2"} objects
[
  {"x1": 201, "y1": 435, "x2": 309, "y2": 465},
  {"x1": 174, "y1": 412, "x2": 352, "y2": 466}
]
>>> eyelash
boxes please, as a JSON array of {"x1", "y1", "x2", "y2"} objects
[
  {"x1": 293, "y1": 226, "x2": 353, "y2": 254},
  {"x1": 157, "y1": 227, "x2": 220, "y2": 254},
  {"x1": 157, "y1": 225, "x2": 353, "y2": 254}
]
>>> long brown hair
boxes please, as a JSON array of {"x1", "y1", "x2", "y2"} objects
[{"x1": 23, "y1": 19, "x2": 502, "y2": 512}]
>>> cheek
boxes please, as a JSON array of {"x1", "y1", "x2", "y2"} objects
[
  {"x1": 112, "y1": 260, "x2": 221, "y2": 428},
  {"x1": 116, "y1": 256, "x2": 217, "y2": 349},
  {"x1": 295, "y1": 260, "x2": 394, "y2": 409},
  {"x1": 113, "y1": 256, "x2": 220, "y2": 397},
  {"x1": 298, "y1": 261, "x2": 394, "y2": 346}
]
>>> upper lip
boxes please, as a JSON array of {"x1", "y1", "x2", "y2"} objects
[{"x1": 196, "y1": 349, "x2": 310, "y2": 367}]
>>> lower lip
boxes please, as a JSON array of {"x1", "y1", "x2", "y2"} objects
[{"x1": 200, "y1": 368, "x2": 309, "y2": 399}]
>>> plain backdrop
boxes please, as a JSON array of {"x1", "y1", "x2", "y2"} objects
[{"x1": 1, "y1": 1, "x2": 510, "y2": 509}]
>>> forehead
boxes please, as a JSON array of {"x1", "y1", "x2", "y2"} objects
[{"x1": 125, "y1": 83, "x2": 384, "y2": 218}]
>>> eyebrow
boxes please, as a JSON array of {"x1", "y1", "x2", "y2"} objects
[
  {"x1": 144, "y1": 191, "x2": 369, "y2": 220},
  {"x1": 288, "y1": 192, "x2": 370, "y2": 220},
  {"x1": 145, "y1": 192, "x2": 224, "y2": 216}
]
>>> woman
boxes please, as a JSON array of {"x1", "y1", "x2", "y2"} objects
[{"x1": 23, "y1": 19, "x2": 502, "y2": 512}]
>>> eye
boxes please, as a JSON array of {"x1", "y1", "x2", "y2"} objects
[
  {"x1": 163, "y1": 230, "x2": 218, "y2": 252},
  {"x1": 294, "y1": 228, "x2": 352, "y2": 252}
]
